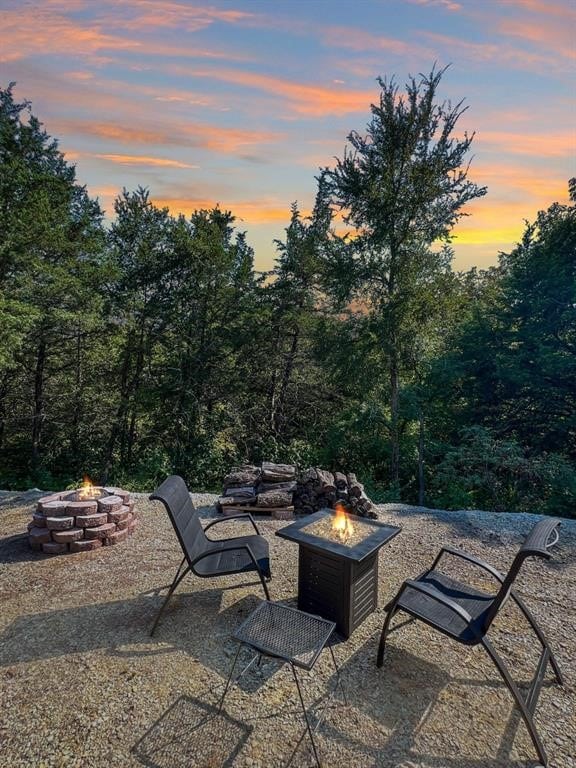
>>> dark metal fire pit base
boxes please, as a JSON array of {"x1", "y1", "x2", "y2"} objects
[
  {"x1": 298, "y1": 546, "x2": 378, "y2": 638},
  {"x1": 276, "y1": 508, "x2": 401, "y2": 639}
]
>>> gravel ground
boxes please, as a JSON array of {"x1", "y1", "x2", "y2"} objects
[{"x1": 0, "y1": 490, "x2": 574, "y2": 768}]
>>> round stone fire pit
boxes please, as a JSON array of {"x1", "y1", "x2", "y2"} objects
[{"x1": 27, "y1": 486, "x2": 137, "y2": 555}]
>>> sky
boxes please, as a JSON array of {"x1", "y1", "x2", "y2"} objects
[{"x1": 1, "y1": 0, "x2": 575, "y2": 272}]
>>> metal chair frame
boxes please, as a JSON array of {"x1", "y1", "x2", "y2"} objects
[
  {"x1": 377, "y1": 518, "x2": 563, "y2": 767},
  {"x1": 149, "y1": 476, "x2": 271, "y2": 636}
]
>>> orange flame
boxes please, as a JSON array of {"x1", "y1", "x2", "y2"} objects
[
  {"x1": 78, "y1": 475, "x2": 101, "y2": 500},
  {"x1": 332, "y1": 502, "x2": 354, "y2": 542}
]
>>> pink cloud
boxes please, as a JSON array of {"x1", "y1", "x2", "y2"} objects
[
  {"x1": 406, "y1": 0, "x2": 462, "y2": 11},
  {"x1": 104, "y1": 0, "x2": 256, "y2": 31},
  {"x1": 94, "y1": 153, "x2": 198, "y2": 168},
  {"x1": 57, "y1": 118, "x2": 283, "y2": 155}
]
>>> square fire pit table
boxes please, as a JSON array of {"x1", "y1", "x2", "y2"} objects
[{"x1": 276, "y1": 508, "x2": 401, "y2": 638}]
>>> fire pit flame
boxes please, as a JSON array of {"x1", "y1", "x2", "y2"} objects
[
  {"x1": 332, "y1": 502, "x2": 355, "y2": 543},
  {"x1": 77, "y1": 475, "x2": 102, "y2": 500}
]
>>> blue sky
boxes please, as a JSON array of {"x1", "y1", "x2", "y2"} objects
[{"x1": 1, "y1": 0, "x2": 574, "y2": 271}]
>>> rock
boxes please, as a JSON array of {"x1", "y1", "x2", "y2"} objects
[
  {"x1": 42, "y1": 541, "x2": 68, "y2": 554},
  {"x1": 75, "y1": 512, "x2": 108, "y2": 528},
  {"x1": 51, "y1": 528, "x2": 84, "y2": 543},
  {"x1": 45, "y1": 516, "x2": 75, "y2": 531},
  {"x1": 108, "y1": 507, "x2": 131, "y2": 525},
  {"x1": 97, "y1": 495, "x2": 123, "y2": 514},
  {"x1": 67, "y1": 500, "x2": 98, "y2": 516},
  {"x1": 116, "y1": 513, "x2": 133, "y2": 531},
  {"x1": 38, "y1": 500, "x2": 69, "y2": 516},
  {"x1": 70, "y1": 538, "x2": 103, "y2": 553},
  {"x1": 28, "y1": 527, "x2": 52, "y2": 545},
  {"x1": 104, "y1": 528, "x2": 129, "y2": 546},
  {"x1": 84, "y1": 522, "x2": 116, "y2": 540}
]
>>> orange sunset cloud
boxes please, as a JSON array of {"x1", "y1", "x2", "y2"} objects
[
  {"x1": 183, "y1": 67, "x2": 377, "y2": 117},
  {"x1": 150, "y1": 196, "x2": 301, "y2": 225}
]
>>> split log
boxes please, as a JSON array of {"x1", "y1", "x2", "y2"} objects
[
  {"x1": 261, "y1": 462, "x2": 296, "y2": 482},
  {"x1": 258, "y1": 480, "x2": 297, "y2": 494},
  {"x1": 218, "y1": 495, "x2": 258, "y2": 507},
  {"x1": 224, "y1": 468, "x2": 260, "y2": 489},
  {"x1": 347, "y1": 473, "x2": 363, "y2": 498},
  {"x1": 300, "y1": 468, "x2": 318, "y2": 484},
  {"x1": 221, "y1": 505, "x2": 294, "y2": 515},
  {"x1": 315, "y1": 469, "x2": 336, "y2": 493},
  {"x1": 256, "y1": 490, "x2": 292, "y2": 508},
  {"x1": 223, "y1": 486, "x2": 255, "y2": 498},
  {"x1": 334, "y1": 472, "x2": 348, "y2": 490}
]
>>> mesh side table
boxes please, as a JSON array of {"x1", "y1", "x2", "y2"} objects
[{"x1": 218, "y1": 601, "x2": 346, "y2": 768}]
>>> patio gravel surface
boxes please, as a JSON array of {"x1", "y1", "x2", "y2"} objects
[{"x1": 1, "y1": 489, "x2": 574, "y2": 768}]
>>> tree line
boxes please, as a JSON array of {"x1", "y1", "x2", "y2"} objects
[{"x1": 1, "y1": 71, "x2": 574, "y2": 517}]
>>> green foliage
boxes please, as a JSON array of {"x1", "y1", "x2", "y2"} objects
[{"x1": 430, "y1": 427, "x2": 576, "y2": 517}]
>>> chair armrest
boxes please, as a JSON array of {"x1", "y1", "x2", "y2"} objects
[
  {"x1": 401, "y1": 579, "x2": 477, "y2": 629},
  {"x1": 204, "y1": 513, "x2": 261, "y2": 537},
  {"x1": 432, "y1": 546, "x2": 505, "y2": 583},
  {"x1": 191, "y1": 542, "x2": 262, "y2": 572}
]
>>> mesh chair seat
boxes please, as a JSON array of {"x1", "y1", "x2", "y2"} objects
[
  {"x1": 397, "y1": 570, "x2": 494, "y2": 644},
  {"x1": 195, "y1": 535, "x2": 271, "y2": 578},
  {"x1": 233, "y1": 601, "x2": 336, "y2": 670}
]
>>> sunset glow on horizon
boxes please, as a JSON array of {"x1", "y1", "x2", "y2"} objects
[{"x1": 1, "y1": 0, "x2": 574, "y2": 271}]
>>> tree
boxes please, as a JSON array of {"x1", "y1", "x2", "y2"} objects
[
  {"x1": 445, "y1": 181, "x2": 576, "y2": 459},
  {"x1": 0, "y1": 83, "x2": 106, "y2": 480},
  {"x1": 323, "y1": 66, "x2": 486, "y2": 491}
]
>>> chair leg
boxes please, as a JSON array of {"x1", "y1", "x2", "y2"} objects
[
  {"x1": 482, "y1": 637, "x2": 548, "y2": 767},
  {"x1": 511, "y1": 592, "x2": 564, "y2": 685},
  {"x1": 257, "y1": 568, "x2": 271, "y2": 601},
  {"x1": 377, "y1": 605, "x2": 398, "y2": 668},
  {"x1": 149, "y1": 563, "x2": 191, "y2": 637}
]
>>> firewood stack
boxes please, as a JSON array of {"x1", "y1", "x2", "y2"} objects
[
  {"x1": 217, "y1": 462, "x2": 297, "y2": 519},
  {"x1": 293, "y1": 469, "x2": 378, "y2": 519},
  {"x1": 217, "y1": 462, "x2": 378, "y2": 520}
]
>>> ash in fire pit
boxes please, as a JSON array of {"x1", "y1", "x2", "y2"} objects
[{"x1": 27, "y1": 479, "x2": 137, "y2": 555}]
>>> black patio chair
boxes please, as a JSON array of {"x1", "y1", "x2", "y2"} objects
[
  {"x1": 149, "y1": 475, "x2": 271, "y2": 636},
  {"x1": 376, "y1": 517, "x2": 563, "y2": 767}
]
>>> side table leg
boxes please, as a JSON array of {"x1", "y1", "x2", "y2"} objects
[
  {"x1": 217, "y1": 643, "x2": 242, "y2": 714},
  {"x1": 286, "y1": 663, "x2": 322, "y2": 768}
]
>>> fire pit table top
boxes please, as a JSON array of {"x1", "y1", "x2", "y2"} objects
[{"x1": 276, "y1": 508, "x2": 401, "y2": 562}]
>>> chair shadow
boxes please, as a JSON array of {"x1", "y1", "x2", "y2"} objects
[
  {"x1": 0, "y1": 587, "x2": 282, "y2": 692},
  {"x1": 321, "y1": 631, "x2": 537, "y2": 768},
  {"x1": 132, "y1": 694, "x2": 251, "y2": 768}
]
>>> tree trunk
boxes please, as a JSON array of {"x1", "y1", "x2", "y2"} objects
[
  {"x1": 418, "y1": 407, "x2": 425, "y2": 506},
  {"x1": 0, "y1": 372, "x2": 11, "y2": 451},
  {"x1": 31, "y1": 336, "x2": 47, "y2": 470},
  {"x1": 389, "y1": 349, "x2": 400, "y2": 491},
  {"x1": 274, "y1": 326, "x2": 299, "y2": 436},
  {"x1": 101, "y1": 337, "x2": 133, "y2": 484}
]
